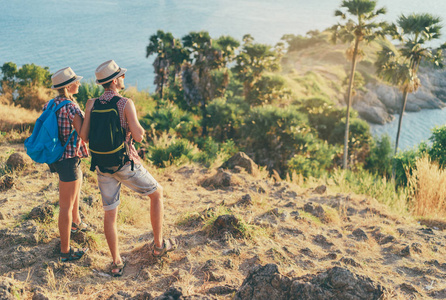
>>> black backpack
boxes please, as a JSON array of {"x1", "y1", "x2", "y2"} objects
[{"x1": 89, "y1": 96, "x2": 132, "y2": 173}]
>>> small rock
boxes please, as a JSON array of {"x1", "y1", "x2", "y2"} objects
[
  {"x1": 236, "y1": 194, "x2": 253, "y2": 207},
  {"x1": 224, "y1": 258, "x2": 234, "y2": 269},
  {"x1": 28, "y1": 204, "x2": 54, "y2": 222},
  {"x1": 208, "y1": 285, "x2": 237, "y2": 295},
  {"x1": 352, "y1": 228, "x2": 368, "y2": 241},
  {"x1": 140, "y1": 268, "x2": 152, "y2": 281},
  {"x1": 400, "y1": 245, "x2": 411, "y2": 257},
  {"x1": 220, "y1": 152, "x2": 260, "y2": 176},
  {"x1": 313, "y1": 185, "x2": 327, "y2": 194},
  {"x1": 6, "y1": 152, "x2": 33, "y2": 170},
  {"x1": 340, "y1": 257, "x2": 361, "y2": 267},
  {"x1": 411, "y1": 243, "x2": 423, "y2": 254},
  {"x1": 0, "y1": 176, "x2": 14, "y2": 191}
]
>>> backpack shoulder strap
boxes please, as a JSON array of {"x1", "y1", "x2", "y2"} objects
[
  {"x1": 110, "y1": 96, "x2": 122, "y2": 105},
  {"x1": 54, "y1": 100, "x2": 72, "y2": 112},
  {"x1": 45, "y1": 99, "x2": 56, "y2": 111}
]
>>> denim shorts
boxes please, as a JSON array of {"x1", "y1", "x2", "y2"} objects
[
  {"x1": 49, "y1": 157, "x2": 82, "y2": 182},
  {"x1": 96, "y1": 163, "x2": 158, "y2": 211}
]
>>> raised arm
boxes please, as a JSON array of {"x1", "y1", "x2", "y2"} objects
[
  {"x1": 124, "y1": 99, "x2": 145, "y2": 143},
  {"x1": 79, "y1": 99, "x2": 96, "y2": 142}
]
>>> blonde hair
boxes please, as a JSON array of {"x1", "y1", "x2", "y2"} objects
[{"x1": 56, "y1": 86, "x2": 77, "y2": 103}]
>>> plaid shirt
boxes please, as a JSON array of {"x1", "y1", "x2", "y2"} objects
[
  {"x1": 43, "y1": 96, "x2": 89, "y2": 161},
  {"x1": 95, "y1": 90, "x2": 141, "y2": 165}
]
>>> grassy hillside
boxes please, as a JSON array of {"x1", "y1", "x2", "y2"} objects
[
  {"x1": 280, "y1": 31, "x2": 396, "y2": 103},
  {"x1": 1, "y1": 143, "x2": 446, "y2": 299}
]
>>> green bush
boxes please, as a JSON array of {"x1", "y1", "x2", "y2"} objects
[
  {"x1": 240, "y1": 105, "x2": 317, "y2": 176},
  {"x1": 428, "y1": 126, "x2": 446, "y2": 168},
  {"x1": 141, "y1": 103, "x2": 198, "y2": 139},
  {"x1": 365, "y1": 134, "x2": 393, "y2": 178},
  {"x1": 149, "y1": 138, "x2": 195, "y2": 167},
  {"x1": 297, "y1": 97, "x2": 344, "y2": 141},
  {"x1": 287, "y1": 140, "x2": 339, "y2": 178},
  {"x1": 193, "y1": 137, "x2": 239, "y2": 167},
  {"x1": 75, "y1": 81, "x2": 103, "y2": 110},
  {"x1": 393, "y1": 144, "x2": 428, "y2": 187},
  {"x1": 206, "y1": 97, "x2": 247, "y2": 142}
]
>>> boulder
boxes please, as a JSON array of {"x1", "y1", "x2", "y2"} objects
[
  {"x1": 0, "y1": 175, "x2": 14, "y2": 191},
  {"x1": 220, "y1": 152, "x2": 260, "y2": 177},
  {"x1": 234, "y1": 263, "x2": 387, "y2": 300},
  {"x1": 28, "y1": 204, "x2": 54, "y2": 222},
  {"x1": 6, "y1": 152, "x2": 33, "y2": 170},
  {"x1": 202, "y1": 169, "x2": 243, "y2": 189}
]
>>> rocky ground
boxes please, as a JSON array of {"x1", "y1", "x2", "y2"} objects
[{"x1": 1, "y1": 144, "x2": 446, "y2": 299}]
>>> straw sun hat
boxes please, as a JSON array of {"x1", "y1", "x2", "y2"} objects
[
  {"x1": 95, "y1": 60, "x2": 127, "y2": 85},
  {"x1": 51, "y1": 67, "x2": 83, "y2": 89}
]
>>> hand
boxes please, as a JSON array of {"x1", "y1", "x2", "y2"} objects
[{"x1": 85, "y1": 98, "x2": 96, "y2": 112}]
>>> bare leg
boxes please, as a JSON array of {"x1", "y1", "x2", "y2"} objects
[
  {"x1": 149, "y1": 186, "x2": 164, "y2": 251},
  {"x1": 71, "y1": 174, "x2": 82, "y2": 225},
  {"x1": 59, "y1": 179, "x2": 81, "y2": 253},
  {"x1": 104, "y1": 207, "x2": 122, "y2": 272}
]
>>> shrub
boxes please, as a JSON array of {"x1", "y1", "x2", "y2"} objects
[
  {"x1": 365, "y1": 134, "x2": 393, "y2": 178},
  {"x1": 287, "y1": 141, "x2": 339, "y2": 178},
  {"x1": 75, "y1": 81, "x2": 103, "y2": 110},
  {"x1": 148, "y1": 134, "x2": 196, "y2": 167},
  {"x1": 141, "y1": 103, "x2": 198, "y2": 139},
  {"x1": 240, "y1": 105, "x2": 321, "y2": 177},
  {"x1": 206, "y1": 97, "x2": 247, "y2": 142},
  {"x1": 428, "y1": 125, "x2": 446, "y2": 168}
]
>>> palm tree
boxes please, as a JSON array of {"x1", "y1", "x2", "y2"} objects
[
  {"x1": 376, "y1": 13, "x2": 443, "y2": 157},
  {"x1": 232, "y1": 35, "x2": 282, "y2": 105},
  {"x1": 181, "y1": 31, "x2": 239, "y2": 135},
  {"x1": 331, "y1": 0, "x2": 387, "y2": 169},
  {"x1": 146, "y1": 30, "x2": 184, "y2": 99}
]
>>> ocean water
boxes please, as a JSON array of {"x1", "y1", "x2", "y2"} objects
[{"x1": 1, "y1": 0, "x2": 445, "y2": 149}]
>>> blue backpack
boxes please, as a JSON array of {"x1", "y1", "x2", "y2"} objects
[{"x1": 25, "y1": 99, "x2": 77, "y2": 164}]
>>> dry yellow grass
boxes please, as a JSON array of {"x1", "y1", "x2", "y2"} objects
[
  {"x1": 407, "y1": 156, "x2": 446, "y2": 217},
  {"x1": 0, "y1": 103, "x2": 40, "y2": 132}
]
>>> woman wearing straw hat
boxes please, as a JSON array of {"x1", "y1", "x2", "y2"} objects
[{"x1": 45, "y1": 67, "x2": 89, "y2": 262}]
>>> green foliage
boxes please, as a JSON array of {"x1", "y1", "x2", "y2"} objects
[
  {"x1": 364, "y1": 134, "x2": 393, "y2": 178},
  {"x1": 141, "y1": 103, "x2": 198, "y2": 139},
  {"x1": 149, "y1": 138, "x2": 195, "y2": 167},
  {"x1": 297, "y1": 97, "x2": 345, "y2": 141},
  {"x1": 193, "y1": 137, "x2": 239, "y2": 167},
  {"x1": 16, "y1": 63, "x2": 52, "y2": 88},
  {"x1": 246, "y1": 74, "x2": 291, "y2": 105},
  {"x1": 393, "y1": 144, "x2": 428, "y2": 187},
  {"x1": 240, "y1": 105, "x2": 323, "y2": 176},
  {"x1": 75, "y1": 81, "x2": 103, "y2": 110},
  {"x1": 281, "y1": 30, "x2": 328, "y2": 52},
  {"x1": 331, "y1": 168, "x2": 407, "y2": 211},
  {"x1": 206, "y1": 97, "x2": 247, "y2": 142},
  {"x1": 428, "y1": 126, "x2": 446, "y2": 168},
  {"x1": 232, "y1": 36, "x2": 283, "y2": 105},
  {"x1": 287, "y1": 141, "x2": 339, "y2": 178},
  {"x1": 0, "y1": 62, "x2": 53, "y2": 109},
  {"x1": 326, "y1": 117, "x2": 372, "y2": 169}
]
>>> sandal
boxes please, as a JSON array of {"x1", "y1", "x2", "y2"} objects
[
  {"x1": 60, "y1": 247, "x2": 88, "y2": 262},
  {"x1": 151, "y1": 238, "x2": 178, "y2": 257},
  {"x1": 71, "y1": 221, "x2": 90, "y2": 234},
  {"x1": 110, "y1": 261, "x2": 126, "y2": 277}
]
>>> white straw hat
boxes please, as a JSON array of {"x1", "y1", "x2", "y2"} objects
[
  {"x1": 95, "y1": 60, "x2": 127, "y2": 85},
  {"x1": 51, "y1": 67, "x2": 82, "y2": 89}
]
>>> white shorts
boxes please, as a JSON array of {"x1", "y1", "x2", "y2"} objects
[{"x1": 96, "y1": 163, "x2": 158, "y2": 211}]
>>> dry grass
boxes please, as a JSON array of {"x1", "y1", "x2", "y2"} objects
[
  {"x1": 407, "y1": 156, "x2": 446, "y2": 218},
  {"x1": 0, "y1": 103, "x2": 40, "y2": 132}
]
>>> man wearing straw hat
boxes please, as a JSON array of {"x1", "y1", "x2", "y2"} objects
[{"x1": 81, "y1": 60, "x2": 177, "y2": 277}]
